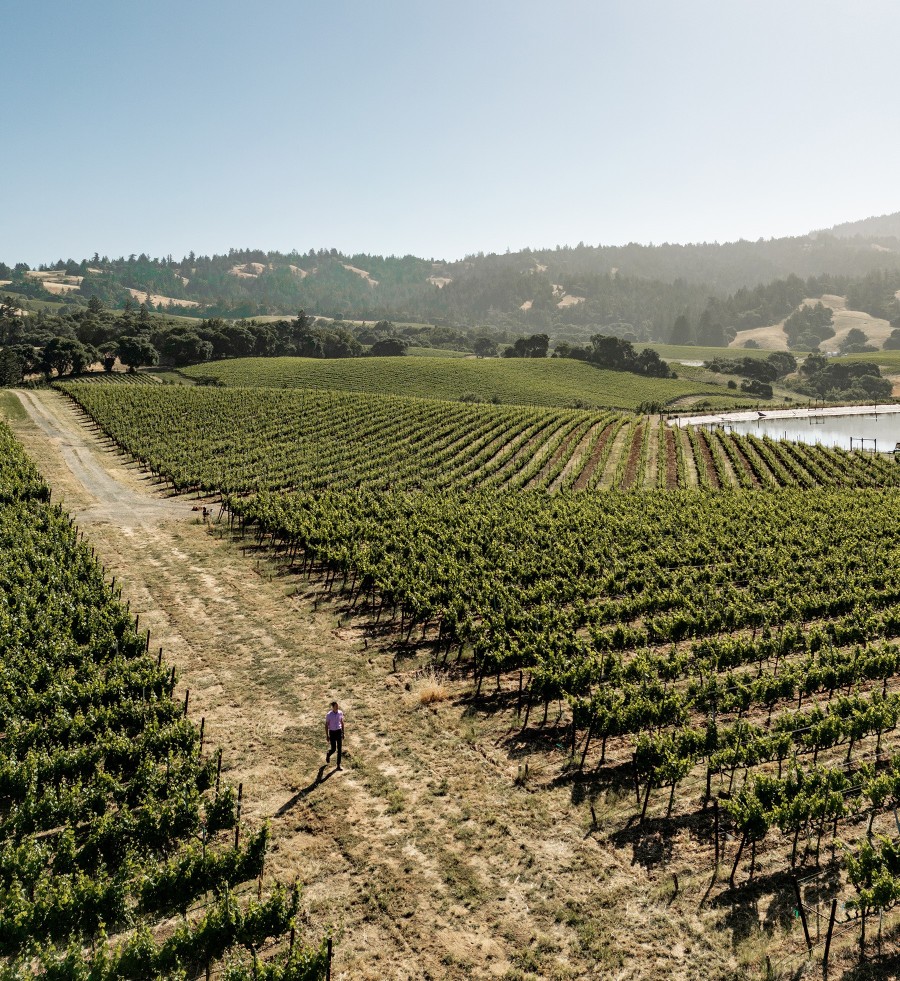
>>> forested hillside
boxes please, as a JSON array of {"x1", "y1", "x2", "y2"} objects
[
  {"x1": 827, "y1": 211, "x2": 900, "y2": 241},
  {"x1": 1, "y1": 214, "x2": 899, "y2": 338}
]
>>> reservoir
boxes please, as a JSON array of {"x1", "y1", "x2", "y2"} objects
[{"x1": 671, "y1": 404, "x2": 900, "y2": 454}]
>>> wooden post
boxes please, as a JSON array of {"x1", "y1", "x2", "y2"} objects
[
  {"x1": 713, "y1": 799, "x2": 720, "y2": 866},
  {"x1": 234, "y1": 782, "x2": 243, "y2": 849},
  {"x1": 183, "y1": 689, "x2": 190, "y2": 717},
  {"x1": 157, "y1": 647, "x2": 163, "y2": 668},
  {"x1": 326, "y1": 937, "x2": 333, "y2": 981},
  {"x1": 793, "y1": 875, "x2": 812, "y2": 952},
  {"x1": 823, "y1": 897, "x2": 837, "y2": 973},
  {"x1": 198, "y1": 717, "x2": 205, "y2": 754},
  {"x1": 215, "y1": 749, "x2": 223, "y2": 798},
  {"x1": 145, "y1": 629, "x2": 151, "y2": 652},
  {"x1": 289, "y1": 926, "x2": 295, "y2": 955}
]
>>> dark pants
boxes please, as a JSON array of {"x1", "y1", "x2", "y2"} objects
[{"x1": 327, "y1": 729, "x2": 343, "y2": 766}]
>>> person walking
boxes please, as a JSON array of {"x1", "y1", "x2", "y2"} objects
[{"x1": 325, "y1": 701, "x2": 345, "y2": 770}]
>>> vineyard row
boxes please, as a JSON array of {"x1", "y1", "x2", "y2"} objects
[
  {"x1": 58, "y1": 384, "x2": 900, "y2": 494},
  {"x1": 0, "y1": 422, "x2": 328, "y2": 980}
]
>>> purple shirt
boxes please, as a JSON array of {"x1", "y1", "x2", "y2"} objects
[{"x1": 326, "y1": 709, "x2": 344, "y2": 732}]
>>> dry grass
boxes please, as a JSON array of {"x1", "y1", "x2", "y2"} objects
[
  {"x1": 124, "y1": 287, "x2": 199, "y2": 309},
  {"x1": 556, "y1": 295, "x2": 585, "y2": 308},
  {"x1": 415, "y1": 669, "x2": 449, "y2": 706},
  {"x1": 341, "y1": 263, "x2": 379, "y2": 287},
  {"x1": 731, "y1": 294, "x2": 893, "y2": 353},
  {"x1": 729, "y1": 322, "x2": 789, "y2": 350}
]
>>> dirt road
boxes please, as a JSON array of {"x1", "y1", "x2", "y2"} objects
[{"x1": 4, "y1": 389, "x2": 732, "y2": 981}]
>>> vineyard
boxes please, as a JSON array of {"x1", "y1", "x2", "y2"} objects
[
  {"x1": 180, "y1": 355, "x2": 741, "y2": 410},
  {"x1": 0, "y1": 422, "x2": 327, "y2": 979},
  {"x1": 20, "y1": 372, "x2": 900, "y2": 974},
  {"x1": 223, "y1": 486, "x2": 900, "y2": 965},
  {"x1": 68, "y1": 371, "x2": 164, "y2": 386},
  {"x1": 58, "y1": 384, "x2": 900, "y2": 495}
]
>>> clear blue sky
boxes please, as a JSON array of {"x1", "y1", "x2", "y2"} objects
[{"x1": 3, "y1": 0, "x2": 899, "y2": 266}]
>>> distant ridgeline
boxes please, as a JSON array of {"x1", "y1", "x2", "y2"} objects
[{"x1": 2, "y1": 212, "x2": 900, "y2": 346}]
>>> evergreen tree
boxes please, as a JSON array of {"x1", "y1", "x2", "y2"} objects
[{"x1": 670, "y1": 313, "x2": 693, "y2": 345}]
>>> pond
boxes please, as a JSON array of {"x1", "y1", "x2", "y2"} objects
[{"x1": 672, "y1": 404, "x2": 900, "y2": 454}]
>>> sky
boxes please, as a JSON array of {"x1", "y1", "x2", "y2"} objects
[{"x1": 3, "y1": 0, "x2": 900, "y2": 266}]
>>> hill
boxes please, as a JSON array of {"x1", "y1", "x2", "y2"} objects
[
  {"x1": 826, "y1": 210, "x2": 900, "y2": 241},
  {"x1": 181, "y1": 355, "x2": 747, "y2": 411},
  {"x1": 4, "y1": 212, "x2": 900, "y2": 345},
  {"x1": 0, "y1": 213, "x2": 900, "y2": 358}
]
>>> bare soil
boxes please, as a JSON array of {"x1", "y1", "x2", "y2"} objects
[
  {"x1": 619, "y1": 423, "x2": 644, "y2": 490},
  {"x1": 694, "y1": 431, "x2": 721, "y2": 489},
  {"x1": 4, "y1": 389, "x2": 861, "y2": 979},
  {"x1": 551, "y1": 420, "x2": 607, "y2": 492},
  {"x1": 572, "y1": 421, "x2": 616, "y2": 490},
  {"x1": 664, "y1": 426, "x2": 679, "y2": 489}
]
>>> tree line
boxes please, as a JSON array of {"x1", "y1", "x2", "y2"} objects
[{"x1": 4, "y1": 227, "x2": 900, "y2": 344}]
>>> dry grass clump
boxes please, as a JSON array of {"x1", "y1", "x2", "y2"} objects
[{"x1": 416, "y1": 669, "x2": 449, "y2": 706}]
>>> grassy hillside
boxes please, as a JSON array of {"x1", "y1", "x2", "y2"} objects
[
  {"x1": 834, "y1": 349, "x2": 900, "y2": 370},
  {"x1": 404, "y1": 346, "x2": 471, "y2": 358},
  {"x1": 8, "y1": 218, "x2": 900, "y2": 339},
  {"x1": 640, "y1": 343, "x2": 773, "y2": 363},
  {"x1": 182, "y1": 356, "x2": 747, "y2": 410}
]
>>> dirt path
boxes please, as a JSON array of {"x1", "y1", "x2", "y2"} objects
[
  {"x1": 13, "y1": 389, "x2": 186, "y2": 525},
  {"x1": 3, "y1": 390, "x2": 739, "y2": 981}
]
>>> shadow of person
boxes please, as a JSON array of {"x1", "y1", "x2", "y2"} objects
[{"x1": 275, "y1": 765, "x2": 334, "y2": 816}]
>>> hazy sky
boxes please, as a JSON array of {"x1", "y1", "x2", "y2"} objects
[{"x1": 3, "y1": 0, "x2": 899, "y2": 266}]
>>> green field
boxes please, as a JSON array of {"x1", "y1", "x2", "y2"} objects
[
  {"x1": 834, "y1": 349, "x2": 900, "y2": 372},
  {"x1": 643, "y1": 342, "x2": 900, "y2": 375},
  {"x1": 639, "y1": 342, "x2": 774, "y2": 362},
  {"x1": 404, "y1": 346, "x2": 471, "y2": 358},
  {"x1": 0, "y1": 390, "x2": 27, "y2": 421},
  {"x1": 182, "y1": 355, "x2": 751, "y2": 410},
  {"x1": 69, "y1": 370, "x2": 163, "y2": 385},
  {"x1": 0, "y1": 288, "x2": 72, "y2": 314}
]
